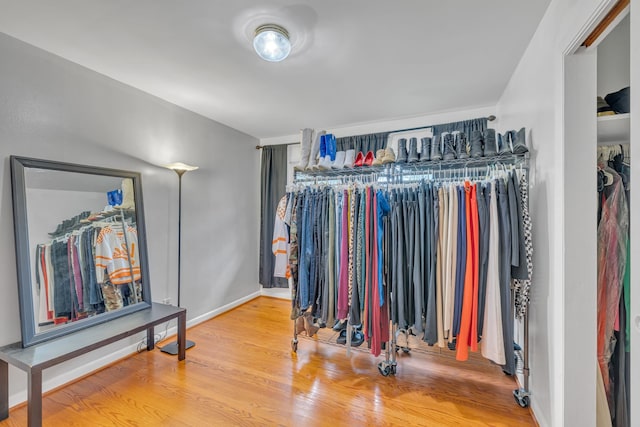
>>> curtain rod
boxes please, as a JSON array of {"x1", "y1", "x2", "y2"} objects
[
  {"x1": 387, "y1": 114, "x2": 496, "y2": 135},
  {"x1": 255, "y1": 141, "x2": 300, "y2": 150},
  {"x1": 255, "y1": 115, "x2": 496, "y2": 149}
]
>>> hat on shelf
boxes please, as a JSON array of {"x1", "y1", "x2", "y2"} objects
[
  {"x1": 597, "y1": 96, "x2": 615, "y2": 116},
  {"x1": 604, "y1": 86, "x2": 630, "y2": 114}
]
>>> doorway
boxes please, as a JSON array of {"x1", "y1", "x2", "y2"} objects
[{"x1": 563, "y1": 2, "x2": 632, "y2": 425}]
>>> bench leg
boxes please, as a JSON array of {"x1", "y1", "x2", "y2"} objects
[
  {"x1": 178, "y1": 312, "x2": 186, "y2": 361},
  {"x1": 0, "y1": 360, "x2": 7, "y2": 421},
  {"x1": 28, "y1": 369, "x2": 42, "y2": 427},
  {"x1": 147, "y1": 326, "x2": 155, "y2": 351}
]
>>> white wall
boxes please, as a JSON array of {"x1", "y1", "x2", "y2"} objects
[
  {"x1": 496, "y1": 0, "x2": 622, "y2": 426},
  {"x1": 597, "y1": 14, "x2": 630, "y2": 98},
  {"x1": 0, "y1": 33, "x2": 260, "y2": 406}
]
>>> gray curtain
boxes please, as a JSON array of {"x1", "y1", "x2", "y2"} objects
[
  {"x1": 432, "y1": 117, "x2": 487, "y2": 142},
  {"x1": 259, "y1": 145, "x2": 288, "y2": 288},
  {"x1": 335, "y1": 131, "x2": 389, "y2": 154}
]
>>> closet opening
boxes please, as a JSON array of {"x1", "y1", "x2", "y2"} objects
[{"x1": 564, "y1": 1, "x2": 631, "y2": 425}]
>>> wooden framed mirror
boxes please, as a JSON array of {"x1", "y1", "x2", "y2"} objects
[{"x1": 10, "y1": 156, "x2": 152, "y2": 347}]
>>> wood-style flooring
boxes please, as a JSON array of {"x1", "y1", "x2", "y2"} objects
[{"x1": 0, "y1": 297, "x2": 536, "y2": 426}]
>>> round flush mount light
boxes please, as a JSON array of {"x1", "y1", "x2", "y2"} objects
[{"x1": 253, "y1": 24, "x2": 291, "y2": 62}]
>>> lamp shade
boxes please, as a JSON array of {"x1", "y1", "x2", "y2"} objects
[
  {"x1": 164, "y1": 162, "x2": 199, "y2": 173},
  {"x1": 253, "y1": 24, "x2": 291, "y2": 62}
]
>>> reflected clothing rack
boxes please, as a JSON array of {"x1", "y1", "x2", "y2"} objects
[{"x1": 35, "y1": 208, "x2": 139, "y2": 327}]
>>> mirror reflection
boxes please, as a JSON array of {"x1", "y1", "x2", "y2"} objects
[{"x1": 24, "y1": 169, "x2": 143, "y2": 334}]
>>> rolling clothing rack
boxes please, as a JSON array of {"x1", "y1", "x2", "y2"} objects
[{"x1": 286, "y1": 152, "x2": 532, "y2": 408}]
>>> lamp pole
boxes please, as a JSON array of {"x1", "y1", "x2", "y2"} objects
[
  {"x1": 176, "y1": 169, "x2": 184, "y2": 307},
  {"x1": 160, "y1": 162, "x2": 198, "y2": 355}
]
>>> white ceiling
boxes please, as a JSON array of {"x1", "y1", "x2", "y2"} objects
[{"x1": 0, "y1": 1, "x2": 551, "y2": 140}]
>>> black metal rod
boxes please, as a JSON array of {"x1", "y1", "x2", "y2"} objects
[
  {"x1": 177, "y1": 172, "x2": 183, "y2": 307},
  {"x1": 160, "y1": 168, "x2": 196, "y2": 355},
  {"x1": 255, "y1": 141, "x2": 300, "y2": 150}
]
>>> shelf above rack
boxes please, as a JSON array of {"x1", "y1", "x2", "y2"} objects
[
  {"x1": 597, "y1": 113, "x2": 630, "y2": 144},
  {"x1": 294, "y1": 153, "x2": 529, "y2": 183}
]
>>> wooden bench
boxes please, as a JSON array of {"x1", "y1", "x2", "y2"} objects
[{"x1": 0, "y1": 302, "x2": 186, "y2": 427}]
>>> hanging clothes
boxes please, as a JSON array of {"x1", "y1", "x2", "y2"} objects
[
  {"x1": 272, "y1": 195, "x2": 290, "y2": 279},
  {"x1": 33, "y1": 216, "x2": 139, "y2": 324},
  {"x1": 596, "y1": 165, "x2": 629, "y2": 416},
  {"x1": 482, "y1": 180, "x2": 505, "y2": 365},
  {"x1": 596, "y1": 146, "x2": 631, "y2": 426},
  {"x1": 444, "y1": 183, "x2": 458, "y2": 342},
  {"x1": 281, "y1": 165, "x2": 530, "y2": 371},
  {"x1": 513, "y1": 172, "x2": 533, "y2": 319},
  {"x1": 94, "y1": 225, "x2": 141, "y2": 285}
]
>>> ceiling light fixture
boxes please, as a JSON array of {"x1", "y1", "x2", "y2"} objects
[{"x1": 253, "y1": 24, "x2": 291, "y2": 62}]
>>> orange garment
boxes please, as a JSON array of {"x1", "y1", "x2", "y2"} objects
[
  {"x1": 95, "y1": 226, "x2": 141, "y2": 285},
  {"x1": 456, "y1": 182, "x2": 479, "y2": 360},
  {"x1": 469, "y1": 184, "x2": 480, "y2": 352}
]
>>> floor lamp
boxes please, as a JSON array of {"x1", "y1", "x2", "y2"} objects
[{"x1": 160, "y1": 162, "x2": 198, "y2": 355}]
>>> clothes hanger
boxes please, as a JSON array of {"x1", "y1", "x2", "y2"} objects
[{"x1": 596, "y1": 164, "x2": 614, "y2": 186}]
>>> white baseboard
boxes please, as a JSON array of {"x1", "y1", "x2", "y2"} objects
[
  {"x1": 186, "y1": 290, "x2": 261, "y2": 327},
  {"x1": 260, "y1": 286, "x2": 291, "y2": 300},
  {"x1": 8, "y1": 290, "x2": 262, "y2": 409}
]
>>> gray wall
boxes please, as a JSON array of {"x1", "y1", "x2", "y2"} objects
[
  {"x1": 0, "y1": 32, "x2": 260, "y2": 402},
  {"x1": 496, "y1": 0, "x2": 622, "y2": 425},
  {"x1": 597, "y1": 14, "x2": 630, "y2": 98}
]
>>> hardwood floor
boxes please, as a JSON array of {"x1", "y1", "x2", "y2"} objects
[{"x1": 1, "y1": 297, "x2": 535, "y2": 426}]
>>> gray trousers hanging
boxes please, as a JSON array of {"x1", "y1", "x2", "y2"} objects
[
  {"x1": 424, "y1": 184, "x2": 438, "y2": 345},
  {"x1": 402, "y1": 191, "x2": 415, "y2": 329},
  {"x1": 408, "y1": 201, "x2": 423, "y2": 333},
  {"x1": 453, "y1": 185, "x2": 466, "y2": 337},
  {"x1": 393, "y1": 199, "x2": 407, "y2": 328},
  {"x1": 497, "y1": 178, "x2": 515, "y2": 375}
]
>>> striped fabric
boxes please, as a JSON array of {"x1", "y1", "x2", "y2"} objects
[
  {"x1": 95, "y1": 225, "x2": 141, "y2": 285},
  {"x1": 513, "y1": 172, "x2": 532, "y2": 319}
]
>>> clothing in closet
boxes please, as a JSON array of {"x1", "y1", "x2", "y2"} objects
[{"x1": 596, "y1": 153, "x2": 630, "y2": 426}]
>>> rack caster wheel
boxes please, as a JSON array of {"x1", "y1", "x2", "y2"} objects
[
  {"x1": 291, "y1": 339, "x2": 298, "y2": 353},
  {"x1": 402, "y1": 347, "x2": 411, "y2": 354},
  {"x1": 390, "y1": 365, "x2": 397, "y2": 375},
  {"x1": 513, "y1": 389, "x2": 530, "y2": 408},
  {"x1": 378, "y1": 362, "x2": 391, "y2": 376}
]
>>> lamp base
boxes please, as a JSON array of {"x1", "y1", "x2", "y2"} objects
[{"x1": 160, "y1": 339, "x2": 196, "y2": 355}]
